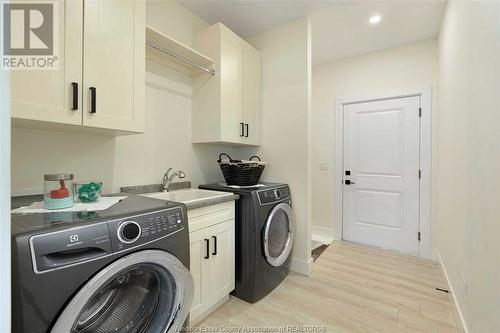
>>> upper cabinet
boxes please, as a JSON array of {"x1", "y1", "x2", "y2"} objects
[
  {"x1": 11, "y1": 0, "x2": 145, "y2": 135},
  {"x1": 192, "y1": 23, "x2": 261, "y2": 146},
  {"x1": 10, "y1": 1, "x2": 83, "y2": 127},
  {"x1": 242, "y1": 43, "x2": 262, "y2": 145},
  {"x1": 82, "y1": 0, "x2": 145, "y2": 133}
]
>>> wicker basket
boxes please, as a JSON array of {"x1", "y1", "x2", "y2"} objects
[{"x1": 217, "y1": 153, "x2": 265, "y2": 186}]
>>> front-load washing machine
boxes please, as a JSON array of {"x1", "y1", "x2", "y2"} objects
[
  {"x1": 12, "y1": 195, "x2": 193, "y2": 333},
  {"x1": 199, "y1": 182, "x2": 294, "y2": 303}
]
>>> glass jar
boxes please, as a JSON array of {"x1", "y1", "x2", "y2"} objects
[
  {"x1": 44, "y1": 174, "x2": 74, "y2": 210},
  {"x1": 74, "y1": 181, "x2": 103, "y2": 203}
]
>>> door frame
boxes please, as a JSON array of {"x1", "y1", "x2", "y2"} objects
[{"x1": 334, "y1": 86, "x2": 432, "y2": 258}]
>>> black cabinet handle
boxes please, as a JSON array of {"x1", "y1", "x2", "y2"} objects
[
  {"x1": 212, "y1": 236, "x2": 217, "y2": 255},
  {"x1": 71, "y1": 82, "x2": 78, "y2": 111},
  {"x1": 245, "y1": 123, "x2": 249, "y2": 137},
  {"x1": 204, "y1": 239, "x2": 210, "y2": 259},
  {"x1": 89, "y1": 87, "x2": 96, "y2": 113},
  {"x1": 240, "y1": 123, "x2": 244, "y2": 137}
]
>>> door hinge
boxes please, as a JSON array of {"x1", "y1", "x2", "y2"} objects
[
  {"x1": 418, "y1": 232, "x2": 421, "y2": 241},
  {"x1": 419, "y1": 108, "x2": 422, "y2": 117},
  {"x1": 419, "y1": 170, "x2": 421, "y2": 179}
]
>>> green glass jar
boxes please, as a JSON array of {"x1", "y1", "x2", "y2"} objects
[{"x1": 74, "y1": 181, "x2": 103, "y2": 203}]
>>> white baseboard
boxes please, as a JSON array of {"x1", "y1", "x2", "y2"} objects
[
  {"x1": 189, "y1": 294, "x2": 229, "y2": 326},
  {"x1": 290, "y1": 257, "x2": 313, "y2": 276},
  {"x1": 430, "y1": 247, "x2": 439, "y2": 261},
  {"x1": 436, "y1": 251, "x2": 469, "y2": 333},
  {"x1": 312, "y1": 226, "x2": 335, "y2": 244}
]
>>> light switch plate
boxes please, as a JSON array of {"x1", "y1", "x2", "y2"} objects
[{"x1": 319, "y1": 162, "x2": 329, "y2": 170}]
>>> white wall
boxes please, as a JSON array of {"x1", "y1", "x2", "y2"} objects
[
  {"x1": 247, "y1": 17, "x2": 312, "y2": 275},
  {"x1": 146, "y1": 0, "x2": 206, "y2": 47},
  {"x1": 437, "y1": 2, "x2": 500, "y2": 332},
  {"x1": 11, "y1": 1, "x2": 242, "y2": 195},
  {"x1": 311, "y1": 39, "x2": 438, "y2": 251}
]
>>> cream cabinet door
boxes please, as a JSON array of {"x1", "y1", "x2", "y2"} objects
[
  {"x1": 189, "y1": 227, "x2": 210, "y2": 323},
  {"x1": 207, "y1": 220, "x2": 235, "y2": 302},
  {"x1": 242, "y1": 43, "x2": 261, "y2": 145},
  {"x1": 82, "y1": 0, "x2": 145, "y2": 133},
  {"x1": 220, "y1": 26, "x2": 243, "y2": 143},
  {"x1": 11, "y1": 0, "x2": 83, "y2": 125},
  {"x1": 189, "y1": 219, "x2": 235, "y2": 325}
]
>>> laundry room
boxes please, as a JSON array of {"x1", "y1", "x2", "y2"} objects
[{"x1": 1, "y1": 1, "x2": 499, "y2": 332}]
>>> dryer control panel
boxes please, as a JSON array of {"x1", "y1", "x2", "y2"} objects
[{"x1": 257, "y1": 186, "x2": 290, "y2": 205}]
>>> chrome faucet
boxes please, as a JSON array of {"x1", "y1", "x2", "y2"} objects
[{"x1": 163, "y1": 168, "x2": 186, "y2": 192}]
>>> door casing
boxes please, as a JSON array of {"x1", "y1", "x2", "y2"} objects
[{"x1": 334, "y1": 86, "x2": 432, "y2": 258}]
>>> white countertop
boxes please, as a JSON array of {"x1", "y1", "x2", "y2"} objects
[{"x1": 141, "y1": 188, "x2": 238, "y2": 209}]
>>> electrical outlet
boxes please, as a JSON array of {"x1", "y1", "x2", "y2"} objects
[
  {"x1": 457, "y1": 268, "x2": 468, "y2": 295},
  {"x1": 319, "y1": 162, "x2": 329, "y2": 170}
]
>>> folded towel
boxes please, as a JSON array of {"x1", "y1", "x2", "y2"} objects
[{"x1": 11, "y1": 196, "x2": 127, "y2": 214}]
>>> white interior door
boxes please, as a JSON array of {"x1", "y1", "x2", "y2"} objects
[{"x1": 342, "y1": 96, "x2": 420, "y2": 255}]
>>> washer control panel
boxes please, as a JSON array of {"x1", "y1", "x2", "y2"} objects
[
  {"x1": 117, "y1": 221, "x2": 141, "y2": 244},
  {"x1": 108, "y1": 206, "x2": 184, "y2": 252},
  {"x1": 257, "y1": 186, "x2": 290, "y2": 205},
  {"x1": 28, "y1": 206, "x2": 186, "y2": 274}
]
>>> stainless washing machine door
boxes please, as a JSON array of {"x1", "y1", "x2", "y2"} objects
[
  {"x1": 263, "y1": 203, "x2": 295, "y2": 267},
  {"x1": 51, "y1": 250, "x2": 193, "y2": 333}
]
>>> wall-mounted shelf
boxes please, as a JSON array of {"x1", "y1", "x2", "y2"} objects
[{"x1": 146, "y1": 25, "x2": 215, "y2": 76}]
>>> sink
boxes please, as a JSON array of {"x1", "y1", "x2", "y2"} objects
[{"x1": 142, "y1": 188, "x2": 232, "y2": 205}]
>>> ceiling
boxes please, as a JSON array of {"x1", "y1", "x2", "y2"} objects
[{"x1": 178, "y1": 1, "x2": 447, "y2": 65}]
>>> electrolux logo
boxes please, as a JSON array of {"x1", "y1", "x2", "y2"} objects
[{"x1": 1, "y1": 1, "x2": 58, "y2": 70}]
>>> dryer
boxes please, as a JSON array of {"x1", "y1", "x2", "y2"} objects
[
  {"x1": 12, "y1": 195, "x2": 193, "y2": 333},
  {"x1": 199, "y1": 182, "x2": 294, "y2": 303}
]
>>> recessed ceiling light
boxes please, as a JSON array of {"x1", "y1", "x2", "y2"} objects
[{"x1": 369, "y1": 15, "x2": 381, "y2": 24}]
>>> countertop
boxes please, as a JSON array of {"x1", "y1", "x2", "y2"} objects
[
  {"x1": 11, "y1": 194, "x2": 44, "y2": 209},
  {"x1": 181, "y1": 193, "x2": 239, "y2": 210},
  {"x1": 12, "y1": 192, "x2": 239, "y2": 211},
  {"x1": 120, "y1": 184, "x2": 239, "y2": 210},
  {"x1": 12, "y1": 181, "x2": 239, "y2": 213}
]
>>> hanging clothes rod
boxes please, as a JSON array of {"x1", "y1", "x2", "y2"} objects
[{"x1": 146, "y1": 41, "x2": 215, "y2": 76}]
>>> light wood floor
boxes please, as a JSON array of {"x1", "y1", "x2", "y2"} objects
[{"x1": 199, "y1": 241, "x2": 463, "y2": 333}]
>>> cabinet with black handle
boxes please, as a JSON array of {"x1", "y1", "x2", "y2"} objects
[
  {"x1": 11, "y1": 0, "x2": 145, "y2": 135},
  {"x1": 192, "y1": 23, "x2": 261, "y2": 146},
  {"x1": 188, "y1": 202, "x2": 235, "y2": 325}
]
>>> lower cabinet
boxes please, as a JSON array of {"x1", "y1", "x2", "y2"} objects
[{"x1": 188, "y1": 202, "x2": 235, "y2": 325}]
